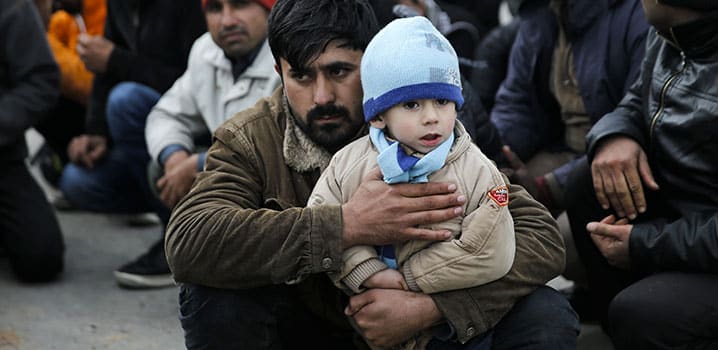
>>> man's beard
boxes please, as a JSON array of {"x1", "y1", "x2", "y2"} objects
[{"x1": 297, "y1": 103, "x2": 360, "y2": 152}]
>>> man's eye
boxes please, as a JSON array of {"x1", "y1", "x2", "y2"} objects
[
  {"x1": 291, "y1": 73, "x2": 310, "y2": 82},
  {"x1": 330, "y1": 67, "x2": 348, "y2": 77}
]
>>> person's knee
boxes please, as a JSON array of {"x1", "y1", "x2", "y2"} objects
[
  {"x1": 494, "y1": 286, "x2": 579, "y2": 349},
  {"x1": 10, "y1": 253, "x2": 64, "y2": 283},
  {"x1": 106, "y1": 82, "x2": 156, "y2": 137},
  {"x1": 607, "y1": 282, "x2": 672, "y2": 349}
]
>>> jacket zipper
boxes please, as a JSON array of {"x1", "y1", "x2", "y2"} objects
[{"x1": 649, "y1": 51, "x2": 686, "y2": 143}]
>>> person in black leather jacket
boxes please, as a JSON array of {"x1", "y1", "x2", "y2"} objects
[{"x1": 564, "y1": 1, "x2": 718, "y2": 348}]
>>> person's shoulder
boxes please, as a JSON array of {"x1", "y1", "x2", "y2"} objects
[{"x1": 216, "y1": 88, "x2": 283, "y2": 142}]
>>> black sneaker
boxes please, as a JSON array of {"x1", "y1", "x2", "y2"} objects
[{"x1": 114, "y1": 238, "x2": 175, "y2": 289}]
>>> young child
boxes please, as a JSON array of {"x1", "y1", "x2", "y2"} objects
[{"x1": 307, "y1": 16, "x2": 515, "y2": 349}]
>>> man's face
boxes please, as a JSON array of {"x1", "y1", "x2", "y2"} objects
[
  {"x1": 205, "y1": 0, "x2": 269, "y2": 59},
  {"x1": 278, "y1": 41, "x2": 365, "y2": 152}
]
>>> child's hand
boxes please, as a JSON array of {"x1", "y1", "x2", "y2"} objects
[{"x1": 363, "y1": 269, "x2": 408, "y2": 290}]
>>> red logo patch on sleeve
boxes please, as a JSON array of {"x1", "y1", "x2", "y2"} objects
[{"x1": 488, "y1": 185, "x2": 509, "y2": 206}]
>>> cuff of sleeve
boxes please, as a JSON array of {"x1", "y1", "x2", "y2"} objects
[
  {"x1": 343, "y1": 258, "x2": 388, "y2": 293},
  {"x1": 158, "y1": 144, "x2": 189, "y2": 166},
  {"x1": 401, "y1": 264, "x2": 422, "y2": 292},
  {"x1": 310, "y1": 205, "x2": 344, "y2": 273},
  {"x1": 197, "y1": 151, "x2": 206, "y2": 172}
]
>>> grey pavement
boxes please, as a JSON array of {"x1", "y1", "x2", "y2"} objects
[{"x1": 0, "y1": 131, "x2": 613, "y2": 349}]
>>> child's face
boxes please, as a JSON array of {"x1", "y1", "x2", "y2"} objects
[{"x1": 370, "y1": 98, "x2": 456, "y2": 154}]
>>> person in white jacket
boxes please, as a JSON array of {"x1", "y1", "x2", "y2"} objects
[{"x1": 114, "y1": 0, "x2": 281, "y2": 289}]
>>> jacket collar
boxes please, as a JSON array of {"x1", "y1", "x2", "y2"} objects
[
  {"x1": 202, "y1": 38, "x2": 275, "y2": 79},
  {"x1": 662, "y1": 12, "x2": 718, "y2": 58}
]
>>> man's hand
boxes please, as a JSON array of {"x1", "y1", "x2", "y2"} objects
[
  {"x1": 77, "y1": 34, "x2": 114, "y2": 73},
  {"x1": 346, "y1": 289, "x2": 441, "y2": 348},
  {"x1": 67, "y1": 134, "x2": 108, "y2": 168},
  {"x1": 341, "y1": 168, "x2": 465, "y2": 248},
  {"x1": 587, "y1": 214, "x2": 632, "y2": 269},
  {"x1": 500, "y1": 145, "x2": 538, "y2": 197},
  {"x1": 591, "y1": 136, "x2": 659, "y2": 219},
  {"x1": 157, "y1": 151, "x2": 199, "y2": 208},
  {"x1": 363, "y1": 269, "x2": 408, "y2": 291}
]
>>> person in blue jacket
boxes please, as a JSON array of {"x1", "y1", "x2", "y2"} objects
[{"x1": 490, "y1": 0, "x2": 649, "y2": 214}]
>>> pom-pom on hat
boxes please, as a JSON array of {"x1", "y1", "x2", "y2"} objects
[{"x1": 361, "y1": 16, "x2": 463, "y2": 122}]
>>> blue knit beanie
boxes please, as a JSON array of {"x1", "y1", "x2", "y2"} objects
[{"x1": 361, "y1": 16, "x2": 464, "y2": 122}]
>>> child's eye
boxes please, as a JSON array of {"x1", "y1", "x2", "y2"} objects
[
  {"x1": 436, "y1": 99, "x2": 450, "y2": 105},
  {"x1": 403, "y1": 101, "x2": 419, "y2": 109}
]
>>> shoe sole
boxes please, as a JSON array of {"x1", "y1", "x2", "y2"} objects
[{"x1": 113, "y1": 271, "x2": 176, "y2": 289}]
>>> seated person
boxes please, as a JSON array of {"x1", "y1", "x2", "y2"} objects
[
  {"x1": 565, "y1": 0, "x2": 718, "y2": 347},
  {"x1": 1, "y1": 0, "x2": 64, "y2": 283},
  {"x1": 308, "y1": 17, "x2": 516, "y2": 349}
]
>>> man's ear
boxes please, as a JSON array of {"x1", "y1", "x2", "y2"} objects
[{"x1": 369, "y1": 116, "x2": 386, "y2": 129}]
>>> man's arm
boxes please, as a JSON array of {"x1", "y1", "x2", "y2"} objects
[
  {"x1": 166, "y1": 123, "x2": 464, "y2": 289},
  {"x1": 0, "y1": 0, "x2": 59, "y2": 147}
]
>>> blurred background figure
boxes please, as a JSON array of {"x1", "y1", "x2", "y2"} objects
[
  {"x1": 1, "y1": 0, "x2": 65, "y2": 283},
  {"x1": 32, "y1": 0, "x2": 107, "y2": 186}
]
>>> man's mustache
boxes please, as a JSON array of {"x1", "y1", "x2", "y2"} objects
[
  {"x1": 219, "y1": 25, "x2": 247, "y2": 39},
  {"x1": 306, "y1": 104, "x2": 349, "y2": 123}
]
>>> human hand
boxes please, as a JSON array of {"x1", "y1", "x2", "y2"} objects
[
  {"x1": 157, "y1": 151, "x2": 199, "y2": 208},
  {"x1": 587, "y1": 214, "x2": 632, "y2": 270},
  {"x1": 363, "y1": 269, "x2": 408, "y2": 291},
  {"x1": 500, "y1": 145, "x2": 538, "y2": 196},
  {"x1": 67, "y1": 134, "x2": 108, "y2": 168},
  {"x1": 341, "y1": 168, "x2": 465, "y2": 248},
  {"x1": 346, "y1": 288, "x2": 441, "y2": 348},
  {"x1": 591, "y1": 136, "x2": 659, "y2": 219},
  {"x1": 77, "y1": 34, "x2": 114, "y2": 73}
]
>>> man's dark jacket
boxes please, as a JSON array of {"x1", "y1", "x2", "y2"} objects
[{"x1": 587, "y1": 17, "x2": 718, "y2": 273}]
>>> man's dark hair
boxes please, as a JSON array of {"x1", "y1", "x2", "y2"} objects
[{"x1": 268, "y1": 0, "x2": 380, "y2": 71}]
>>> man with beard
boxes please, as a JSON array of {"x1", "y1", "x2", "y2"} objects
[
  {"x1": 165, "y1": 0, "x2": 578, "y2": 348},
  {"x1": 112, "y1": 0, "x2": 280, "y2": 289}
]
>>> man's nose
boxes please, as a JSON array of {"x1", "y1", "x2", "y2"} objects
[{"x1": 313, "y1": 75, "x2": 335, "y2": 105}]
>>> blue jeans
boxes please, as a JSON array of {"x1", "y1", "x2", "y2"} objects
[
  {"x1": 59, "y1": 82, "x2": 169, "y2": 223},
  {"x1": 178, "y1": 284, "x2": 578, "y2": 349}
]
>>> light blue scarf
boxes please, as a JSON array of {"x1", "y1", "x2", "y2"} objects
[{"x1": 369, "y1": 126, "x2": 454, "y2": 184}]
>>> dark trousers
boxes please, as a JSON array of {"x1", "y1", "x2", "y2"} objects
[
  {"x1": 0, "y1": 160, "x2": 64, "y2": 282},
  {"x1": 565, "y1": 158, "x2": 718, "y2": 349},
  {"x1": 178, "y1": 283, "x2": 578, "y2": 350}
]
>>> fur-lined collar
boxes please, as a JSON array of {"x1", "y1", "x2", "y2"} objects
[{"x1": 281, "y1": 96, "x2": 333, "y2": 173}]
